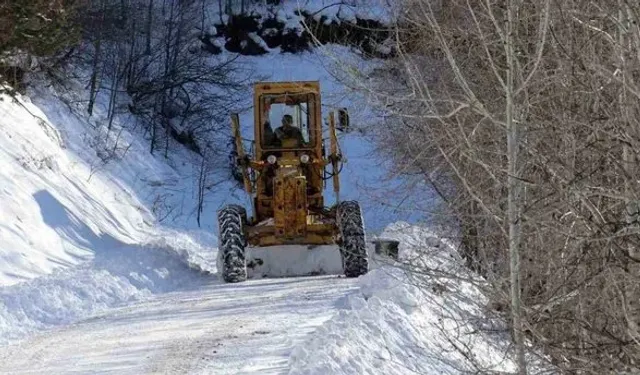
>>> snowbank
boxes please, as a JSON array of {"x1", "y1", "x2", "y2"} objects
[
  {"x1": 0, "y1": 87, "x2": 220, "y2": 343},
  {"x1": 0, "y1": 229, "x2": 215, "y2": 345},
  {"x1": 0, "y1": 92, "x2": 143, "y2": 285},
  {"x1": 289, "y1": 224, "x2": 517, "y2": 374},
  {"x1": 0, "y1": 69, "x2": 226, "y2": 286}
]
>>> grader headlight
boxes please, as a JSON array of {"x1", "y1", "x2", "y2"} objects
[
  {"x1": 300, "y1": 154, "x2": 310, "y2": 164},
  {"x1": 267, "y1": 155, "x2": 277, "y2": 165}
]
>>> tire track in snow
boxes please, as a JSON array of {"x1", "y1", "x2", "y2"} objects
[{"x1": 0, "y1": 275, "x2": 358, "y2": 374}]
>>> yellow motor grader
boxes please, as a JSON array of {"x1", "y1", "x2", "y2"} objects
[{"x1": 217, "y1": 81, "x2": 369, "y2": 283}]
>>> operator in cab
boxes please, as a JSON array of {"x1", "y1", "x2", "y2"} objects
[{"x1": 264, "y1": 114, "x2": 305, "y2": 148}]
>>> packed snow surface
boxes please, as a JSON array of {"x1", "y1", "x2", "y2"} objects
[
  {"x1": 289, "y1": 223, "x2": 517, "y2": 374},
  {"x1": 0, "y1": 275, "x2": 360, "y2": 374},
  {"x1": 0, "y1": 223, "x2": 517, "y2": 374}
]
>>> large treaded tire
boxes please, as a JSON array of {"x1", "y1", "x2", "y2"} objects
[
  {"x1": 337, "y1": 201, "x2": 369, "y2": 278},
  {"x1": 217, "y1": 205, "x2": 248, "y2": 283}
]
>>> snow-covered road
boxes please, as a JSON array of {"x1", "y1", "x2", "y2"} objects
[{"x1": 0, "y1": 275, "x2": 358, "y2": 375}]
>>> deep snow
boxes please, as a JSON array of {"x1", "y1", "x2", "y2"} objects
[
  {"x1": 0, "y1": 231, "x2": 213, "y2": 345},
  {"x1": 0, "y1": 91, "x2": 148, "y2": 285},
  {"x1": 289, "y1": 223, "x2": 518, "y2": 374},
  {"x1": 0, "y1": 222, "x2": 519, "y2": 374}
]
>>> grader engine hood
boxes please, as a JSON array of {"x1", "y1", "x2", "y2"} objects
[{"x1": 273, "y1": 166, "x2": 307, "y2": 239}]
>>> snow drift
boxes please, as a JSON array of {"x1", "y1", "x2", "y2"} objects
[
  {"x1": 0, "y1": 91, "x2": 147, "y2": 285},
  {"x1": 0, "y1": 228, "x2": 216, "y2": 344},
  {"x1": 0, "y1": 85, "x2": 219, "y2": 343},
  {"x1": 289, "y1": 223, "x2": 518, "y2": 375}
]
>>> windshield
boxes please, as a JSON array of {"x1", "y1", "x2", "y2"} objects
[{"x1": 261, "y1": 93, "x2": 315, "y2": 149}]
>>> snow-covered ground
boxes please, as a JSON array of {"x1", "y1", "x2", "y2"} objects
[
  {"x1": 0, "y1": 275, "x2": 360, "y2": 374},
  {"x1": 0, "y1": 82, "x2": 517, "y2": 370},
  {"x1": 290, "y1": 224, "x2": 517, "y2": 374},
  {"x1": 0, "y1": 223, "x2": 517, "y2": 374}
]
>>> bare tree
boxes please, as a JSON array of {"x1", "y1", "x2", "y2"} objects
[{"x1": 337, "y1": 0, "x2": 640, "y2": 373}]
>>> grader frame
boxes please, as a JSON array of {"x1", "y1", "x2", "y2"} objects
[
  {"x1": 232, "y1": 81, "x2": 344, "y2": 247},
  {"x1": 217, "y1": 81, "x2": 368, "y2": 283}
]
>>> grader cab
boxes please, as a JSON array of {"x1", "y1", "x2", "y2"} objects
[{"x1": 217, "y1": 81, "x2": 369, "y2": 283}]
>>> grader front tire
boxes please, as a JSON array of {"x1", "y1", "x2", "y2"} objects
[
  {"x1": 217, "y1": 205, "x2": 248, "y2": 283},
  {"x1": 337, "y1": 201, "x2": 369, "y2": 278}
]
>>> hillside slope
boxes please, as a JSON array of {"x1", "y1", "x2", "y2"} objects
[
  {"x1": 0, "y1": 86, "x2": 221, "y2": 342},
  {"x1": 0, "y1": 90, "x2": 152, "y2": 285}
]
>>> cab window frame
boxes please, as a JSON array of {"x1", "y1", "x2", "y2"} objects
[{"x1": 260, "y1": 93, "x2": 316, "y2": 150}]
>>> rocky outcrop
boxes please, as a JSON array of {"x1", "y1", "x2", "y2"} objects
[
  {"x1": 204, "y1": 11, "x2": 393, "y2": 58},
  {"x1": 298, "y1": 12, "x2": 392, "y2": 58}
]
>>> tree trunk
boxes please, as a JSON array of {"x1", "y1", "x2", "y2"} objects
[
  {"x1": 88, "y1": 0, "x2": 106, "y2": 116},
  {"x1": 120, "y1": 0, "x2": 127, "y2": 22},
  {"x1": 619, "y1": 1, "x2": 640, "y2": 347},
  {"x1": 506, "y1": 1, "x2": 527, "y2": 373},
  {"x1": 126, "y1": 10, "x2": 137, "y2": 88},
  {"x1": 106, "y1": 58, "x2": 120, "y2": 132},
  {"x1": 150, "y1": 122, "x2": 156, "y2": 154},
  {"x1": 88, "y1": 37, "x2": 102, "y2": 116},
  {"x1": 146, "y1": 0, "x2": 154, "y2": 55},
  {"x1": 196, "y1": 148, "x2": 207, "y2": 227}
]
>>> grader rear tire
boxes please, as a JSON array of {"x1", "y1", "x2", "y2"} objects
[
  {"x1": 217, "y1": 205, "x2": 248, "y2": 283},
  {"x1": 337, "y1": 201, "x2": 369, "y2": 278}
]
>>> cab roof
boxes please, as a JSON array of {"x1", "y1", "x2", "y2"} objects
[{"x1": 254, "y1": 81, "x2": 320, "y2": 96}]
